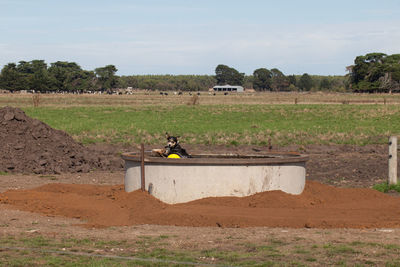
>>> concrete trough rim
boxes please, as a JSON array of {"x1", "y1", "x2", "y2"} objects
[{"x1": 121, "y1": 151, "x2": 309, "y2": 166}]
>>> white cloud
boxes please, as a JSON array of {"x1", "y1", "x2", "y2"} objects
[{"x1": 1, "y1": 20, "x2": 399, "y2": 75}]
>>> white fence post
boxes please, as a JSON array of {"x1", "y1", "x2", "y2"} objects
[{"x1": 388, "y1": 136, "x2": 398, "y2": 185}]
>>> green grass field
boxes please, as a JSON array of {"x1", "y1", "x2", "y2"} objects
[
  {"x1": 22, "y1": 104, "x2": 399, "y2": 146},
  {"x1": 2, "y1": 234, "x2": 400, "y2": 266}
]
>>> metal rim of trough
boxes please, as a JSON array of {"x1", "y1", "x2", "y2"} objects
[{"x1": 121, "y1": 151, "x2": 309, "y2": 165}]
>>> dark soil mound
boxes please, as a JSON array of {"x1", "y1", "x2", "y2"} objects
[
  {"x1": 1, "y1": 180, "x2": 400, "y2": 229},
  {"x1": 0, "y1": 106, "x2": 123, "y2": 174}
]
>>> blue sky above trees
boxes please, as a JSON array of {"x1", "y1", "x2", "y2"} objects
[{"x1": 1, "y1": 0, "x2": 399, "y2": 75}]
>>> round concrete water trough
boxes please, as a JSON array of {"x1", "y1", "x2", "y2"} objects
[{"x1": 122, "y1": 152, "x2": 309, "y2": 204}]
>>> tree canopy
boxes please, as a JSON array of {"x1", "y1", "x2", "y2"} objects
[
  {"x1": 0, "y1": 60, "x2": 102, "y2": 93},
  {"x1": 298, "y1": 73, "x2": 313, "y2": 91},
  {"x1": 95, "y1": 65, "x2": 118, "y2": 91},
  {"x1": 270, "y1": 68, "x2": 290, "y2": 91},
  {"x1": 349, "y1": 52, "x2": 400, "y2": 93},
  {"x1": 253, "y1": 68, "x2": 272, "y2": 90},
  {"x1": 215, "y1": 64, "x2": 244, "y2": 86}
]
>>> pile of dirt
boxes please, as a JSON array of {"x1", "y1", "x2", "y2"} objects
[
  {"x1": 0, "y1": 106, "x2": 123, "y2": 174},
  {"x1": 1, "y1": 181, "x2": 400, "y2": 229}
]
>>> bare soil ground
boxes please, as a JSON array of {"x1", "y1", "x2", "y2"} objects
[
  {"x1": 1, "y1": 144, "x2": 399, "y2": 265},
  {"x1": 185, "y1": 143, "x2": 390, "y2": 189}
]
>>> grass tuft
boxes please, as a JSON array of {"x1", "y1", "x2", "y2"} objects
[{"x1": 373, "y1": 182, "x2": 400, "y2": 193}]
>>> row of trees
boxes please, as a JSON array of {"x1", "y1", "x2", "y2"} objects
[
  {"x1": 216, "y1": 64, "x2": 348, "y2": 92},
  {"x1": 4, "y1": 56, "x2": 398, "y2": 93},
  {"x1": 348, "y1": 52, "x2": 400, "y2": 93},
  {"x1": 0, "y1": 60, "x2": 218, "y2": 92},
  {"x1": 0, "y1": 60, "x2": 118, "y2": 93},
  {"x1": 119, "y1": 75, "x2": 216, "y2": 91}
]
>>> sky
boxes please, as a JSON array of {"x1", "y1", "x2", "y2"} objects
[{"x1": 0, "y1": 0, "x2": 399, "y2": 76}]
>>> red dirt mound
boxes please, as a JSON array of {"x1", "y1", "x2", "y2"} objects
[
  {"x1": 0, "y1": 106, "x2": 122, "y2": 174},
  {"x1": 1, "y1": 181, "x2": 399, "y2": 229}
]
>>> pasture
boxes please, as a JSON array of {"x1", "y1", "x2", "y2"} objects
[{"x1": 0, "y1": 92, "x2": 399, "y2": 146}]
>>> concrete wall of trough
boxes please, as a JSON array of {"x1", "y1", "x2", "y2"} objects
[{"x1": 124, "y1": 160, "x2": 306, "y2": 204}]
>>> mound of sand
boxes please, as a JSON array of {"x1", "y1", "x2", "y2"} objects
[
  {"x1": 1, "y1": 181, "x2": 399, "y2": 229},
  {"x1": 0, "y1": 106, "x2": 122, "y2": 174}
]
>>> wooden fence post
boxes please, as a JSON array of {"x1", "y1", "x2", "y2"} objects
[
  {"x1": 141, "y1": 143, "x2": 146, "y2": 191},
  {"x1": 388, "y1": 136, "x2": 398, "y2": 185}
]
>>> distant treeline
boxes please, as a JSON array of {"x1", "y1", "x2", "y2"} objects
[
  {"x1": 119, "y1": 75, "x2": 216, "y2": 92},
  {"x1": 1, "y1": 53, "x2": 399, "y2": 93}
]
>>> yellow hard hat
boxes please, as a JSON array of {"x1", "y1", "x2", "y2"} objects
[{"x1": 167, "y1": 154, "x2": 181, "y2": 159}]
